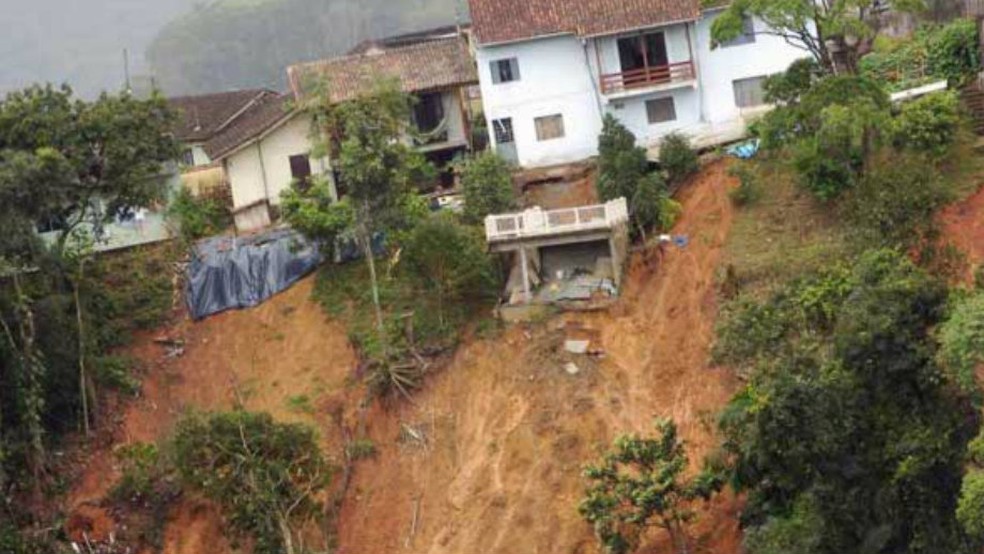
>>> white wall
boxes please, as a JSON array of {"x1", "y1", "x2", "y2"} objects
[
  {"x1": 605, "y1": 87, "x2": 702, "y2": 147},
  {"x1": 694, "y1": 11, "x2": 808, "y2": 124},
  {"x1": 224, "y1": 113, "x2": 332, "y2": 211},
  {"x1": 476, "y1": 35, "x2": 604, "y2": 168},
  {"x1": 190, "y1": 144, "x2": 211, "y2": 167}
]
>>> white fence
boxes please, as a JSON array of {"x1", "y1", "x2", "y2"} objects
[{"x1": 485, "y1": 198, "x2": 629, "y2": 242}]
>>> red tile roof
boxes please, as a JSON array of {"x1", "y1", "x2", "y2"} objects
[
  {"x1": 167, "y1": 89, "x2": 277, "y2": 143},
  {"x1": 204, "y1": 93, "x2": 295, "y2": 161},
  {"x1": 286, "y1": 35, "x2": 477, "y2": 104},
  {"x1": 468, "y1": 0, "x2": 700, "y2": 45}
]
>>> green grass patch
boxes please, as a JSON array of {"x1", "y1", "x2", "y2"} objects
[{"x1": 721, "y1": 156, "x2": 853, "y2": 299}]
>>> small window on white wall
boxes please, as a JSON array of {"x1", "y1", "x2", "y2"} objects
[
  {"x1": 534, "y1": 114, "x2": 565, "y2": 141},
  {"x1": 733, "y1": 76, "x2": 768, "y2": 108},
  {"x1": 492, "y1": 118, "x2": 515, "y2": 144},
  {"x1": 490, "y1": 58, "x2": 520, "y2": 84},
  {"x1": 721, "y1": 17, "x2": 756, "y2": 47},
  {"x1": 646, "y1": 97, "x2": 677, "y2": 124}
]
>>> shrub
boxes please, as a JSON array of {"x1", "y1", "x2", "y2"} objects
[
  {"x1": 938, "y1": 291, "x2": 984, "y2": 395},
  {"x1": 842, "y1": 152, "x2": 951, "y2": 248},
  {"x1": 172, "y1": 411, "x2": 332, "y2": 554},
  {"x1": 460, "y1": 151, "x2": 516, "y2": 224},
  {"x1": 110, "y1": 442, "x2": 162, "y2": 502},
  {"x1": 892, "y1": 91, "x2": 962, "y2": 157},
  {"x1": 598, "y1": 113, "x2": 648, "y2": 202},
  {"x1": 659, "y1": 133, "x2": 699, "y2": 185},
  {"x1": 346, "y1": 438, "x2": 377, "y2": 460},
  {"x1": 958, "y1": 471, "x2": 984, "y2": 541},
  {"x1": 166, "y1": 187, "x2": 229, "y2": 241},
  {"x1": 728, "y1": 162, "x2": 761, "y2": 206},
  {"x1": 926, "y1": 18, "x2": 981, "y2": 85}
]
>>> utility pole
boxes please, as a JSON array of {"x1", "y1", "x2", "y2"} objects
[{"x1": 123, "y1": 48, "x2": 132, "y2": 95}]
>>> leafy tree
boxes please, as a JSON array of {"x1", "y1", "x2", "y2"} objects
[
  {"x1": 460, "y1": 151, "x2": 516, "y2": 224},
  {"x1": 596, "y1": 115, "x2": 676, "y2": 238},
  {"x1": 0, "y1": 84, "x2": 178, "y2": 253},
  {"x1": 402, "y1": 214, "x2": 496, "y2": 326},
  {"x1": 715, "y1": 250, "x2": 979, "y2": 554},
  {"x1": 710, "y1": 0, "x2": 926, "y2": 74},
  {"x1": 291, "y1": 78, "x2": 436, "y2": 353},
  {"x1": 166, "y1": 188, "x2": 231, "y2": 242},
  {"x1": 579, "y1": 419, "x2": 722, "y2": 554},
  {"x1": 658, "y1": 133, "x2": 699, "y2": 186},
  {"x1": 172, "y1": 411, "x2": 332, "y2": 554},
  {"x1": 280, "y1": 179, "x2": 355, "y2": 259},
  {"x1": 841, "y1": 151, "x2": 951, "y2": 247},
  {"x1": 891, "y1": 91, "x2": 962, "y2": 158}
]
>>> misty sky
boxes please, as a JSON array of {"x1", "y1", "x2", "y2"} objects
[{"x1": 0, "y1": 0, "x2": 199, "y2": 98}]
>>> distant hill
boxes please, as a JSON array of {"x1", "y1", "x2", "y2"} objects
[
  {"x1": 0, "y1": 0, "x2": 197, "y2": 98},
  {"x1": 146, "y1": 0, "x2": 467, "y2": 96}
]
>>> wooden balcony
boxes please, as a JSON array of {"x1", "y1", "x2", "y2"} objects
[{"x1": 600, "y1": 61, "x2": 696, "y2": 95}]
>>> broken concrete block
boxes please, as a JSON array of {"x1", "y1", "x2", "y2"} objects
[{"x1": 564, "y1": 340, "x2": 590, "y2": 354}]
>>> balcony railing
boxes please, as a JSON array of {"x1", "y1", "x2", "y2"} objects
[
  {"x1": 485, "y1": 198, "x2": 629, "y2": 243},
  {"x1": 600, "y1": 61, "x2": 696, "y2": 95}
]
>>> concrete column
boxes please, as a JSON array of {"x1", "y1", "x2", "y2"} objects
[
  {"x1": 519, "y1": 247, "x2": 531, "y2": 302},
  {"x1": 609, "y1": 236, "x2": 620, "y2": 287}
]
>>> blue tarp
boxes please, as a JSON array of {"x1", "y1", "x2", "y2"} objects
[
  {"x1": 185, "y1": 228, "x2": 322, "y2": 320},
  {"x1": 726, "y1": 139, "x2": 761, "y2": 159}
]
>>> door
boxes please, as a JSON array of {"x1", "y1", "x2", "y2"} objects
[{"x1": 492, "y1": 117, "x2": 519, "y2": 165}]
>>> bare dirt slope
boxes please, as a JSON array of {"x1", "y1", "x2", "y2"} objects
[
  {"x1": 67, "y1": 277, "x2": 358, "y2": 553},
  {"x1": 942, "y1": 184, "x2": 984, "y2": 280},
  {"x1": 335, "y1": 161, "x2": 741, "y2": 554}
]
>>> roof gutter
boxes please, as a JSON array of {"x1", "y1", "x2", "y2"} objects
[{"x1": 579, "y1": 16, "x2": 700, "y2": 40}]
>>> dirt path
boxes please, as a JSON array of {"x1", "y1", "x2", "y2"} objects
[{"x1": 335, "y1": 161, "x2": 741, "y2": 554}]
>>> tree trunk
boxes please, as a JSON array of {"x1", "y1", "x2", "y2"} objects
[
  {"x1": 277, "y1": 512, "x2": 297, "y2": 554},
  {"x1": 359, "y1": 200, "x2": 387, "y2": 357},
  {"x1": 74, "y1": 260, "x2": 91, "y2": 436}
]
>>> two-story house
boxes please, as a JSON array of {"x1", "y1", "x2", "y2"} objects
[
  {"x1": 469, "y1": 0, "x2": 808, "y2": 168},
  {"x1": 206, "y1": 32, "x2": 478, "y2": 232}
]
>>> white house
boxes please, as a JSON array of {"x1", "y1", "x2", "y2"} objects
[
  {"x1": 469, "y1": 0, "x2": 808, "y2": 168},
  {"x1": 206, "y1": 33, "x2": 479, "y2": 232}
]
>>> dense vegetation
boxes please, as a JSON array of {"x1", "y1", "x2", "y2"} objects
[
  {"x1": 860, "y1": 19, "x2": 980, "y2": 91},
  {"x1": 147, "y1": 0, "x2": 461, "y2": 95},
  {"x1": 0, "y1": 85, "x2": 179, "y2": 550}
]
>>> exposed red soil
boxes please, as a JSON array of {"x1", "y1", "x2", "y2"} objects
[
  {"x1": 66, "y1": 277, "x2": 359, "y2": 553},
  {"x1": 65, "y1": 161, "x2": 740, "y2": 554},
  {"x1": 335, "y1": 161, "x2": 741, "y2": 554},
  {"x1": 941, "y1": 184, "x2": 984, "y2": 279}
]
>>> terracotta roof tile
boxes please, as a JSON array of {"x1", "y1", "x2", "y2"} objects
[
  {"x1": 469, "y1": 0, "x2": 700, "y2": 45},
  {"x1": 167, "y1": 89, "x2": 277, "y2": 143},
  {"x1": 286, "y1": 36, "x2": 478, "y2": 104},
  {"x1": 205, "y1": 94, "x2": 295, "y2": 161}
]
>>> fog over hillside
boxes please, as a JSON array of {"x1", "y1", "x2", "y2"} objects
[{"x1": 0, "y1": 0, "x2": 466, "y2": 98}]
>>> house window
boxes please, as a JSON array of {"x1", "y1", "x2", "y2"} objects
[
  {"x1": 733, "y1": 76, "x2": 768, "y2": 108},
  {"x1": 492, "y1": 117, "x2": 515, "y2": 144},
  {"x1": 617, "y1": 32, "x2": 669, "y2": 72},
  {"x1": 289, "y1": 154, "x2": 312, "y2": 185},
  {"x1": 646, "y1": 97, "x2": 677, "y2": 124},
  {"x1": 181, "y1": 148, "x2": 195, "y2": 166},
  {"x1": 413, "y1": 91, "x2": 446, "y2": 134},
  {"x1": 721, "y1": 17, "x2": 756, "y2": 47},
  {"x1": 534, "y1": 114, "x2": 565, "y2": 141},
  {"x1": 490, "y1": 58, "x2": 520, "y2": 84}
]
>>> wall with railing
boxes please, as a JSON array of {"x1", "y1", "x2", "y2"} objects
[{"x1": 485, "y1": 198, "x2": 629, "y2": 242}]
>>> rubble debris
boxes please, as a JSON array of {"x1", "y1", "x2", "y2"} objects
[
  {"x1": 564, "y1": 340, "x2": 590, "y2": 354},
  {"x1": 564, "y1": 362, "x2": 581, "y2": 375}
]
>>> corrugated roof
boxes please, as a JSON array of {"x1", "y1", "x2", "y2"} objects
[
  {"x1": 287, "y1": 35, "x2": 478, "y2": 104},
  {"x1": 205, "y1": 93, "x2": 295, "y2": 161},
  {"x1": 167, "y1": 89, "x2": 277, "y2": 143},
  {"x1": 468, "y1": 0, "x2": 700, "y2": 45}
]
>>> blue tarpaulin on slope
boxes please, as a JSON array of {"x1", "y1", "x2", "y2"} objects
[
  {"x1": 726, "y1": 139, "x2": 760, "y2": 159},
  {"x1": 185, "y1": 228, "x2": 322, "y2": 320}
]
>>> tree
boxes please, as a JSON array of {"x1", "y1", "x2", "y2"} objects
[
  {"x1": 710, "y1": 0, "x2": 926, "y2": 74},
  {"x1": 715, "y1": 250, "x2": 979, "y2": 554},
  {"x1": 172, "y1": 411, "x2": 332, "y2": 554},
  {"x1": 0, "y1": 84, "x2": 179, "y2": 253},
  {"x1": 460, "y1": 151, "x2": 516, "y2": 224},
  {"x1": 402, "y1": 214, "x2": 496, "y2": 326},
  {"x1": 939, "y1": 291, "x2": 984, "y2": 396},
  {"x1": 658, "y1": 133, "x2": 698, "y2": 186},
  {"x1": 579, "y1": 419, "x2": 722, "y2": 554},
  {"x1": 596, "y1": 115, "x2": 676, "y2": 239},
  {"x1": 293, "y1": 78, "x2": 436, "y2": 355}
]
